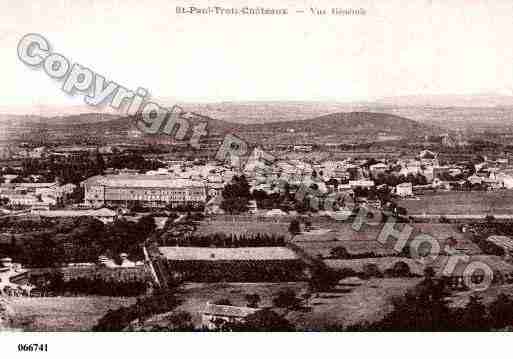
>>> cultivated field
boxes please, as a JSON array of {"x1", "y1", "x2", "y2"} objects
[
  {"x1": 196, "y1": 220, "x2": 289, "y2": 237},
  {"x1": 294, "y1": 223, "x2": 481, "y2": 258},
  {"x1": 8, "y1": 296, "x2": 137, "y2": 331},
  {"x1": 398, "y1": 191, "x2": 513, "y2": 215}
]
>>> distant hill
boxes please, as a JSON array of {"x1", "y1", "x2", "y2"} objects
[
  {"x1": 185, "y1": 111, "x2": 440, "y2": 144},
  {"x1": 0, "y1": 110, "x2": 440, "y2": 146},
  {"x1": 376, "y1": 93, "x2": 513, "y2": 108}
]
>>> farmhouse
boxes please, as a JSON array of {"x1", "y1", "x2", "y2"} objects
[
  {"x1": 0, "y1": 258, "x2": 30, "y2": 294},
  {"x1": 201, "y1": 302, "x2": 258, "y2": 330},
  {"x1": 395, "y1": 182, "x2": 413, "y2": 197},
  {"x1": 349, "y1": 180, "x2": 375, "y2": 189}
]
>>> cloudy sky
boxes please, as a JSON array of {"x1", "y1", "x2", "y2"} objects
[{"x1": 1, "y1": 0, "x2": 513, "y2": 114}]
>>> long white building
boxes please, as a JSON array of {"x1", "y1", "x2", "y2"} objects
[{"x1": 82, "y1": 174, "x2": 206, "y2": 208}]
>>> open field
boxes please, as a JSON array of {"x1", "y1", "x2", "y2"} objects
[
  {"x1": 288, "y1": 278, "x2": 421, "y2": 330},
  {"x1": 143, "y1": 282, "x2": 309, "y2": 328},
  {"x1": 8, "y1": 296, "x2": 137, "y2": 331},
  {"x1": 196, "y1": 219, "x2": 482, "y2": 259},
  {"x1": 141, "y1": 279, "x2": 420, "y2": 330},
  {"x1": 398, "y1": 191, "x2": 513, "y2": 215}
]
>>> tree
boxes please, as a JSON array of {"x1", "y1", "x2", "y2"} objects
[
  {"x1": 95, "y1": 152, "x2": 106, "y2": 173},
  {"x1": 374, "y1": 275, "x2": 453, "y2": 331},
  {"x1": 424, "y1": 267, "x2": 436, "y2": 279},
  {"x1": 458, "y1": 295, "x2": 489, "y2": 331},
  {"x1": 439, "y1": 216, "x2": 450, "y2": 224},
  {"x1": 163, "y1": 311, "x2": 194, "y2": 331},
  {"x1": 288, "y1": 219, "x2": 301, "y2": 237},
  {"x1": 272, "y1": 289, "x2": 301, "y2": 309},
  {"x1": 396, "y1": 206, "x2": 408, "y2": 216},
  {"x1": 214, "y1": 299, "x2": 232, "y2": 306},
  {"x1": 362, "y1": 263, "x2": 382, "y2": 278},
  {"x1": 228, "y1": 309, "x2": 295, "y2": 331},
  {"x1": 137, "y1": 215, "x2": 156, "y2": 235},
  {"x1": 221, "y1": 175, "x2": 251, "y2": 214},
  {"x1": 489, "y1": 293, "x2": 513, "y2": 329},
  {"x1": 330, "y1": 246, "x2": 350, "y2": 259},
  {"x1": 245, "y1": 293, "x2": 261, "y2": 308},
  {"x1": 390, "y1": 261, "x2": 411, "y2": 278},
  {"x1": 326, "y1": 178, "x2": 339, "y2": 188},
  {"x1": 94, "y1": 292, "x2": 182, "y2": 331}
]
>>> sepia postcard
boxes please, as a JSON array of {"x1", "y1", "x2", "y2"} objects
[{"x1": 1, "y1": 0, "x2": 513, "y2": 357}]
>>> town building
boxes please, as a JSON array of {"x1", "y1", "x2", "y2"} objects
[
  {"x1": 349, "y1": 180, "x2": 375, "y2": 189},
  {"x1": 0, "y1": 258, "x2": 30, "y2": 295},
  {"x1": 369, "y1": 163, "x2": 388, "y2": 176},
  {"x1": 395, "y1": 182, "x2": 413, "y2": 197},
  {"x1": 82, "y1": 174, "x2": 206, "y2": 208}
]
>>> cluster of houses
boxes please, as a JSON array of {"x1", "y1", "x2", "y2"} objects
[
  {"x1": 242, "y1": 148, "x2": 513, "y2": 201},
  {"x1": 2, "y1": 146, "x2": 513, "y2": 218},
  {"x1": 1, "y1": 143, "x2": 144, "y2": 160},
  {"x1": 0, "y1": 257, "x2": 31, "y2": 296},
  {"x1": 0, "y1": 181, "x2": 76, "y2": 210}
]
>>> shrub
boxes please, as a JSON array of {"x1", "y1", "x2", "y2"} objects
[
  {"x1": 213, "y1": 299, "x2": 232, "y2": 306},
  {"x1": 288, "y1": 219, "x2": 301, "y2": 236},
  {"x1": 362, "y1": 263, "x2": 382, "y2": 279},
  {"x1": 330, "y1": 246, "x2": 350, "y2": 259},
  {"x1": 272, "y1": 289, "x2": 301, "y2": 309},
  {"x1": 227, "y1": 309, "x2": 295, "y2": 331},
  {"x1": 390, "y1": 261, "x2": 411, "y2": 278},
  {"x1": 245, "y1": 293, "x2": 261, "y2": 308}
]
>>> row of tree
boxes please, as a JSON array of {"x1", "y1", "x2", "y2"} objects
[
  {"x1": 158, "y1": 233, "x2": 286, "y2": 247},
  {"x1": 94, "y1": 291, "x2": 182, "y2": 331},
  {"x1": 40, "y1": 275, "x2": 149, "y2": 297},
  {"x1": 7, "y1": 152, "x2": 162, "y2": 185}
]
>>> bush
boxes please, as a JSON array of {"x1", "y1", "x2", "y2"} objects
[
  {"x1": 245, "y1": 293, "x2": 261, "y2": 308},
  {"x1": 288, "y1": 219, "x2": 301, "y2": 236},
  {"x1": 330, "y1": 246, "x2": 350, "y2": 259},
  {"x1": 362, "y1": 264, "x2": 382, "y2": 279},
  {"x1": 162, "y1": 311, "x2": 194, "y2": 331},
  {"x1": 489, "y1": 294, "x2": 513, "y2": 329},
  {"x1": 213, "y1": 299, "x2": 232, "y2": 306},
  {"x1": 390, "y1": 261, "x2": 411, "y2": 278},
  {"x1": 272, "y1": 289, "x2": 302, "y2": 309},
  {"x1": 227, "y1": 309, "x2": 295, "y2": 331},
  {"x1": 439, "y1": 216, "x2": 450, "y2": 224}
]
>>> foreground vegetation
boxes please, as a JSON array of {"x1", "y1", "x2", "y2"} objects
[{"x1": 0, "y1": 215, "x2": 156, "y2": 266}]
